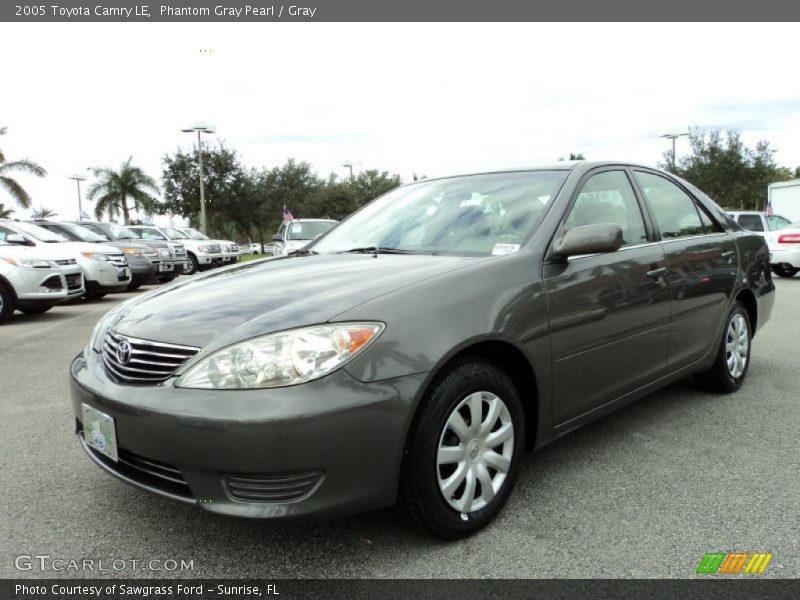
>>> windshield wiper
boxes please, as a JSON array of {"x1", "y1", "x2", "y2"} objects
[
  {"x1": 288, "y1": 249, "x2": 318, "y2": 256},
  {"x1": 339, "y1": 246, "x2": 411, "y2": 254}
]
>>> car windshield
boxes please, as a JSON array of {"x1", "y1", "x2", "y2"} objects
[
  {"x1": 287, "y1": 221, "x2": 337, "y2": 241},
  {"x1": 183, "y1": 228, "x2": 210, "y2": 240},
  {"x1": 162, "y1": 227, "x2": 190, "y2": 240},
  {"x1": 56, "y1": 222, "x2": 108, "y2": 242},
  {"x1": 10, "y1": 221, "x2": 68, "y2": 242},
  {"x1": 106, "y1": 223, "x2": 139, "y2": 240},
  {"x1": 130, "y1": 228, "x2": 168, "y2": 241},
  {"x1": 312, "y1": 171, "x2": 568, "y2": 255}
]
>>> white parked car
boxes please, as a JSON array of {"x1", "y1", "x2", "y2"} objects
[
  {"x1": 0, "y1": 239, "x2": 85, "y2": 322},
  {"x1": 178, "y1": 227, "x2": 240, "y2": 266},
  {"x1": 765, "y1": 221, "x2": 800, "y2": 278},
  {"x1": 727, "y1": 211, "x2": 798, "y2": 278},
  {"x1": 0, "y1": 220, "x2": 131, "y2": 299},
  {"x1": 271, "y1": 219, "x2": 338, "y2": 256},
  {"x1": 129, "y1": 226, "x2": 221, "y2": 275}
]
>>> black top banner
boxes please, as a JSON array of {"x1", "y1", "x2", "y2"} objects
[{"x1": 3, "y1": 0, "x2": 800, "y2": 22}]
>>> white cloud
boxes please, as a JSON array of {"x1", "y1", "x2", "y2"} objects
[{"x1": 1, "y1": 22, "x2": 799, "y2": 221}]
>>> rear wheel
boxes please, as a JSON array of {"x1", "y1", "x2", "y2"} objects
[
  {"x1": 398, "y1": 358, "x2": 525, "y2": 539},
  {"x1": 0, "y1": 282, "x2": 15, "y2": 324},
  {"x1": 696, "y1": 301, "x2": 751, "y2": 393},
  {"x1": 773, "y1": 265, "x2": 798, "y2": 278},
  {"x1": 127, "y1": 280, "x2": 143, "y2": 291}
]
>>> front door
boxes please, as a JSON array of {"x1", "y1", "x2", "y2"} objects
[{"x1": 544, "y1": 169, "x2": 671, "y2": 425}]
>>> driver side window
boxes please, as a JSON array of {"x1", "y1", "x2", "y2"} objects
[{"x1": 563, "y1": 171, "x2": 647, "y2": 246}]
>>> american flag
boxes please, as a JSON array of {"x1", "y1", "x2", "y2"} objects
[
  {"x1": 766, "y1": 198, "x2": 774, "y2": 216},
  {"x1": 282, "y1": 205, "x2": 295, "y2": 222}
]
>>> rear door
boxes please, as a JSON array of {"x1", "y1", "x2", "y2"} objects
[
  {"x1": 632, "y1": 170, "x2": 738, "y2": 371},
  {"x1": 543, "y1": 168, "x2": 671, "y2": 425}
]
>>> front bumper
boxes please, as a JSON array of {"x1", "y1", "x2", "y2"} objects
[
  {"x1": 81, "y1": 259, "x2": 131, "y2": 290},
  {"x1": 9, "y1": 268, "x2": 72, "y2": 302},
  {"x1": 70, "y1": 350, "x2": 425, "y2": 520}
]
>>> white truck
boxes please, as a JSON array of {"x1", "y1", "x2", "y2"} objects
[{"x1": 768, "y1": 179, "x2": 800, "y2": 223}]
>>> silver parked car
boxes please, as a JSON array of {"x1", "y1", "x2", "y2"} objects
[{"x1": 0, "y1": 240, "x2": 84, "y2": 323}]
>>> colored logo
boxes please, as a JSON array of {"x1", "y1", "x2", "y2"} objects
[{"x1": 696, "y1": 552, "x2": 773, "y2": 574}]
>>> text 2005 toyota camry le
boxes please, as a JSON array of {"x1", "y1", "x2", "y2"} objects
[{"x1": 71, "y1": 162, "x2": 774, "y2": 539}]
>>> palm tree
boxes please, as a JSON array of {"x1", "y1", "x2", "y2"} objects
[
  {"x1": 86, "y1": 157, "x2": 159, "y2": 224},
  {"x1": 0, "y1": 126, "x2": 47, "y2": 209},
  {"x1": 31, "y1": 206, "x2": 58, "y2": 219},
  {"x1": 0, "y1": 203, "x2": 14, "y2": 218}
]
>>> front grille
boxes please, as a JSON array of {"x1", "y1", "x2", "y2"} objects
[
  {"x1": 65, "y1": 273, "x2": 83, "y2": 291},
  {"x1": 171, "y1": 245, "x2": 186, "y2": 258},
  {"x1": 41, "y1": 275, "x2": 63, "y2": 290},
  {"x1": 107, "y1": 253, "x2": 128, "y2": 268},
  {"x1": 207, "y1": 244, "x2": 221, "y2": 254},
  {"x1": 55, "y1": 258, "x2": 77, "y2": 266},
  {"x1": 228, "y1": 244, "x2": 239, "y2": 253},
  {"x1": 102, "y1": 330, "x2": 200, "y2": 385},
  {"x1": 224, "y1": 471, "x2": 324, "y2": 503}
]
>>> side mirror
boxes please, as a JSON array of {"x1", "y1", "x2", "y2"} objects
[
  {"x1": 6, "y1": 233, "x2": 32, "y2": 246},
  {"x1": 553, "y1": 223, "x2": 623, "y2": 257},
  {"x1": 272, "y1": 234, "x2": 282, "y2": 242}
]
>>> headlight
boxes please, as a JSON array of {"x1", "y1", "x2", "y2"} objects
[
  {"x1": 158, "y1": 248, "x2": 170, "y2": 258},
  {"x1": 0, "y1": 256, "x2": 51, "y2": 269},
  {"x1": 176, "y1": 322, "x2": 384, "y2": 390},
  {"x1": 122, "y1": 248, "x2": 144, "y2": 256},
  {"x1": 81, "y1": 251, "x2": 113, "y2": 261},
  {"x1": 197, "y1": 245, "x2": 210, "y2": 252}
]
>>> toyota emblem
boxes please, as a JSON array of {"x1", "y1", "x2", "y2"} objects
[{"x1": 117, "y1": 340, "x2": 132, "y2": 365}]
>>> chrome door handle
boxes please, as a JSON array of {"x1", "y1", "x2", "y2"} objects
[
  {"x1": 646, "y1": 266, "x2": 668, "y2": 280},
  {"x1": 721, "y1": 250, "x2": 735, "y2": 261}
]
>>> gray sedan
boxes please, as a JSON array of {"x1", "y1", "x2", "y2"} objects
[{"x1": 70, "y1": 161, "x2": 774, "y2": 539}]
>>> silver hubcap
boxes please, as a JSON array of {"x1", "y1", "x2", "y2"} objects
[
  {"x1": 436, "y1": 391, "x2": 514, "y2": 514},
  {"x1": 725, "y1": 313, "x2": 749, "y2": 378}
]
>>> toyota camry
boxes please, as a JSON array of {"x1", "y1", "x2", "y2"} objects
[{"x1": 71, "y1": 161, "x2": 774, "y2": 539}]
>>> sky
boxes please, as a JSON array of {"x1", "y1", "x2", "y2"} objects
[{"x1": 1, "y1": 22, "x2": 800, "y2": 224}]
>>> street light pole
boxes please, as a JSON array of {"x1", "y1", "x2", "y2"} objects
[
  {"x1": 181, "y1": 122, "x2": 216, "y2": 235},
  {"x1": 660, "y1": 131, "x2": 689, "y2": 168},
  {"x1": 69, "y1": 174, "x2": 87, "y2": 221},
  {"x1": 342, "y1": 160, "x2": 362, "y2": 181}
]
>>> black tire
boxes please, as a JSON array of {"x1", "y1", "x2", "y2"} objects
[
  {"x1": 0, "y1": 282, "x2": 15, "y2": 324},
  {"x1": 398, "y1": 358, "x2": 525, "y2": 539},
  {"x1": 184, "y1": 254, "x2": 199, "y2": 275},
  {"x1": 19, "y1": 305, "x2": 53, "y2": 315},
  {"x1": 696, "y1": 301, "x2": 751, "y2": 393},
  {"x1": 773, "y1": 265, "x2": 798, "y2": 278},
  {"x1": 84, "y1": 291, "x2": 106, "y2": 300},
  {"x1": 127, "y1": 281, "x2": 143, "y2": 291}
]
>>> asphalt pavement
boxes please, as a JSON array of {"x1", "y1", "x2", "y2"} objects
[{"x1": 1, "y1": 280, "x2": 798, "y2": 579}]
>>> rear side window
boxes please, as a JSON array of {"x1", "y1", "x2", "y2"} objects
[
  {"x1": 735, "y1": 214, "x2": 764, "y2": 232},
  {"x1": 563, "y1": 170, "x2": 647, "y2": 246},
  {"x1": 635, "y1": 172, "x2": 709, "y2": 239}
]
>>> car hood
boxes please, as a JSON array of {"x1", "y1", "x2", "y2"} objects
[
  {"x1": 113, "y1": 253, "x2": 492, "y2": 348},
  {"x1": 35, "y1": 241, "x2": 122, "y2": 258}
]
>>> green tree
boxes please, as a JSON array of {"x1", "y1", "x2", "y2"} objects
[
  {"x1": 348, "y1": 169, "x2": 402, "y2": 207},
  {"x1": 87, "y1": 157, "x2": 159, "y2": 224},
  {"x1": 559, "y1": 153, "x2": 586, "y2": 161},
  {"x1": 31, "y1": 206, "x2": 58, "y2": 219},
  {"x1": 0, "y1": 126, "x2": 47, "y2": 209},
  {"x1": 0, "y1": 203, "x2": 14, "y2": 218},
  {"x1": 159, "y1": 141, "x2": 247, "y2": 234},
  {"x1": 661, "y1": 128, "x2": 792, "y2": 210}
]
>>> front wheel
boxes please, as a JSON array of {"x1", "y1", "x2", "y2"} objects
[
  {"x1": 184, "y1": 254, "x2": 200, "y2": 275},
  {"x1": 398, "y1": 359, "x2": 525, "y2": 539},
  {"x1": 696, "y1": 301, "x2": 751, "y2": 393},
  {"x1": 0, "y1": 282, "x2": 15, "y2": 324}
]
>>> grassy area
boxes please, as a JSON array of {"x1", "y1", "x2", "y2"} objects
[{"x1": 238, "y1": 253, "x2": 274, "y2": 263}]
